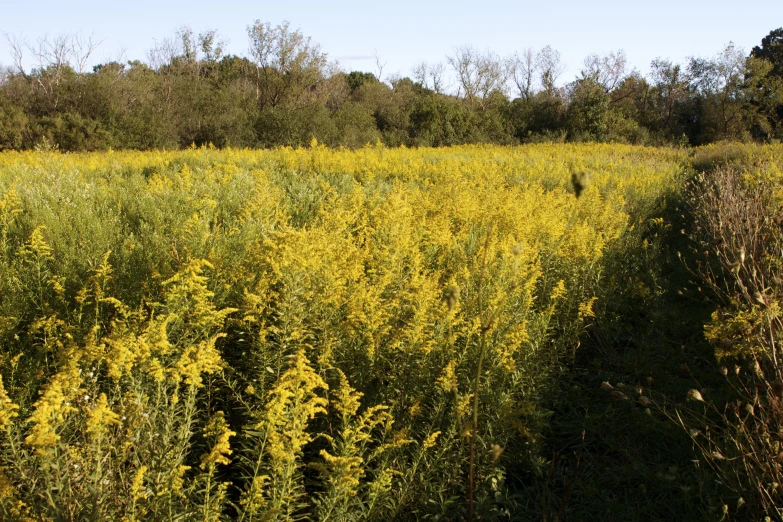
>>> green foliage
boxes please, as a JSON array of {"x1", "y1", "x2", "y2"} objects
[
  {"x1": 2, "y1": 25, "x2": 783, "y2": 151},
  {"x1": 751, "y1": 28, "x2": 783, "y2": 78},
  {"x1": 0, "y1": 94, "x2": 28, "y2": 151},
  {"x1": 567, "y1": 78, "x2": 610, "y2": 141},
  {"x1": 345, "y1": 71, "x2": 379, "y2": 92}
]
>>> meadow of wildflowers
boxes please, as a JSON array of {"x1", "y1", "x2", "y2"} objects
[{"x1": 0, "y1": 143, "x2": 689, "y2": 520}]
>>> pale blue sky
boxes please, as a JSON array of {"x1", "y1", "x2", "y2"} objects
[{"x1": 0, "y1": 0, "x2": 780, "y2": 86}]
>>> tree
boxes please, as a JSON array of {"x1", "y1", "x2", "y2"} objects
[
  {"x1": 447, "y1": 45, "x2": 507, "y2": 107},
  {"x1": 567, "y1": 77, "x2": 610, "y2": 140},
  {"x1": 581, "y1": 50, "x2": 629, "y2": 93},
  {"x1": 751, "y1": 28, "x2": 783, "y2": 78},
  {"x1": 409, "y1": 92, "x2": 472, "y2": 146},
  {"x1": 507, "y1": 48, "x2": 537, "y2": 99},
  {"x1": 748, "y1": 28, "x2": 783, "y2": 140},
  {"x1": 743, "y1": 56, "x2": 783, "y2": 140},
  {"x1": 649, "y1": 58, "x2": 690, "y2": 136},
  {"x1": 198, "y1": 30, "x2": 225, "y2": 64},
  {"x1": 688, "y1": 42, "x2": 747, "y2": 138},
  {"x1": 345, "y1": 71, "x2": 378, "y2": 92},
  {"x1": 3, "y1": 32, "x2": 100, "y2": 110},
  {"x1": 412, "y1": 61, "x2": 447, "y2": 94},
  {"x1": 0, "y1": 90, "x2": 28, "y2": 150},
  {"x1": 246, "y1": 20, "x2": 328, "y2": 110},
  {"x1": 536, "y1": 46, "x2": 565, "y2": 95}
]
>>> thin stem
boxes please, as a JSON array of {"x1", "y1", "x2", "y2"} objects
[
  {"x1": 468, "y1": 329, "x2": 487, "y2": 521},
  {"x1": 468, "y1": 222, "x2": 493, "y2": 522},
  {"x1": 203, "y1": 470, "x2": 212, "y2": 522}
]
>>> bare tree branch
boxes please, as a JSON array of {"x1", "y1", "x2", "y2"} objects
[
  {"x1": 413, "y1": 60, "x2": 447, "y2": 93},
  {"x1": 582, "y1": 49, "x2": 628, "y2": 92},
  {"x1": 3, "y1": 33, "x2": 28, "y2": 77},
  {"x1": 537, "y1": 45, "x2": 565, "y2": 95},
  {"x1": 374, "y1": 49, "x2": 387, "y2": 83},
  {"x1": 508, "y1": 48, "x2": 537, "y2": 99},
  {"x1": 447, "y1": 45, "x2": 507, "y2": 106},
  {"x1": 71, "y1": 33, "x2": 102, "y2": 74}
]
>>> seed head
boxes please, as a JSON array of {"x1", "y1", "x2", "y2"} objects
[
  {"x1": 443, "y1": 285, "x2": 460, "y2": 312},
  {"x1": 687, "y1": 389, "x2": 704, "y2": 402},
  {"x1": 610, "y1": 390, "x2": 629, "y2": 401},
  {"x1": 753, "y1": 359, "x2": 764, "y2": 378},
  {"x1": 754, "y1": 291, "x2": 769, "y2": 308},
  {"x1": 571, "y1": 170, "x2": 591, "y2": 199},
  {"x1": 490, "y1": 443, "x2": 504, "y2": 462}
]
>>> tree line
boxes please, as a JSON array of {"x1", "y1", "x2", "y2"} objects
[{"x1": 0, "y1": 22, "x2": 781, "y2": 151}]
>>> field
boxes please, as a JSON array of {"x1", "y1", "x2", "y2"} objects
[{"x1": 0, "y1": 143, "x2": 782, "y2": 520}]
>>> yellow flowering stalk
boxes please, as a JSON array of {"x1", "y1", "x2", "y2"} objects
[
  {"x1": 200, "y1": 411, "x2": 235, "y2": 521},
  {"x1": 24, "y1": 358, "x2": 82, "y2": 454},
  {"x1": 311, "y1": 370, "x2": 396, "y2": 520},
  {"x1": 0, "y1": 180, "x2": 22, "y2": 259},
  {"x1": 85, "y1": 393, "x2": 121, "y2": 440},
  {"x1": 200, "y1": 411, "x2": 235, "y2": 471},
  {"x1": 0, "y1": 376, "x2": 18, "y2": 431},
  {"x1": 422, "y1": 431, "x2": 441, "y2": 449},
  {"x1": 436, "y1": 359, "x2": 458, "y2": 394},
  {"x1": 130, "y1": 465, "x2": 148, "y2": 502},
  {"x1": 239, "y1": 349, "x2": 327, "y2": 520},
  {"x1": 172, "y1": 335, "x2": 226, "y2": 387}
]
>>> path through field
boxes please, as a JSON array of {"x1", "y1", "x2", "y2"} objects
[{"x1": 526, "y1": 186, "x2": 725, "y2": 521}]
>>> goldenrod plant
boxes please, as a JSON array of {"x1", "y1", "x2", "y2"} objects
[{"x1": 0, "y1": 143, "x2": 688, "y2": 519}]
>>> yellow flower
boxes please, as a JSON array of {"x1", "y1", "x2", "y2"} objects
[
  {"x1": 165, "y1": 465, "x2": 191, "y2": 498},
  {"x1": 261, "y1": 350, "x2": 328, "y2": 470},
  {"x1": 85, "y1": 393, "x2": 121, "y2": 439},
  {"x1": 549, "y1": 279, "x2": 567, "y2": 301},
  {"x1": 422, "y1": 431, "x2": 441, "y2": 449},
  {"x1": 240, "y1": 475, "x2": 269, "y2": 513},
  {"x1": 200, "y1": 411, "x2": 236, "y2": 470},
  {"x1": 409, "y1": 398, "x2": 422, "y2": 418},
  {"x1": 436, "y1": 359, "x2": 458, "y2": 393},
  {"x1": 130, "y1": 465, "x2": 148, "y2": 501},
  {"x1": 24, "y1": 359, "x2": 82, "y2": 453},
  {"x1": 578, "y1": 297, "x2": 598, "y2": 320},
  {"x1": 172, "y1": 335, "x2": 225, "y2": 387},
  {"x1": 20, "y1": 225, "x2": 53, "y2": 262},
  {"x1": 0, "y1": 375, "x2": 18, "y2": 430},
  {"x1": 332, "y1": 369, "x2": 362, "y2": 419},
  {"x1": 318, "y1": 450, "x2": 363, "y2": 488}
]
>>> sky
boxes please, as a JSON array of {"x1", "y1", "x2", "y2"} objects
[{"x1": 0, "y1": 0, "x2": 781, "y2": 88}]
